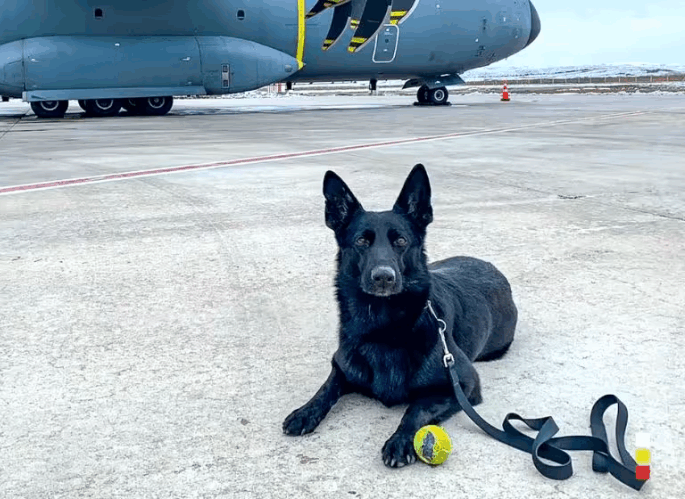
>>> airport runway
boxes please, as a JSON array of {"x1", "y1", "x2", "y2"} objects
[{"x1": 1, "y1": 94, "x2": 684, "y2": 498}]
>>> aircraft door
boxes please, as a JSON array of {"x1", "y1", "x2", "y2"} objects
[{"x1": 372, "y1": 25, "x2": 399, "y2": 63}]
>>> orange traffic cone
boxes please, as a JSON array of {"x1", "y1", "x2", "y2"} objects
[{"x1": 501, "y1": 82, "x2": 510, "y2": 101}]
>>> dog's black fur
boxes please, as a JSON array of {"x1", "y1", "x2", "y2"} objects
[{"x1": 283, "y1": 164, "x2": 517, "y2": 467}]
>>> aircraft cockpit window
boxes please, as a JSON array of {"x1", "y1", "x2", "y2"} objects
[
  {"x1": 237, "y1": 10, "x2": 245, "y2": 21},
  {"x1": 93, "y1": 8, "x2": 104, "y2": 20}
]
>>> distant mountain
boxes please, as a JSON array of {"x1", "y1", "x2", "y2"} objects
[{"x1": 464, "y1": 64, "x2": 685, "y2": 81}]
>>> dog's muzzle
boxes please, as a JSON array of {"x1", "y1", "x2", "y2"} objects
[{"x1": 368, "y1": 266, "x2": 400, "y2": 297}]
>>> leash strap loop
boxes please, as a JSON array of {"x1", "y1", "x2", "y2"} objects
[
  {"x1": 446, "y1": 363, "x2": 646, "y2": 490},
  {"x1": 425, "y1": 300, "x2": 647, "y2": 490}
]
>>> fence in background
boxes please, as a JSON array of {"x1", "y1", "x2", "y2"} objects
[
  {"x1": 259, "y1": 74, "x2": 685, "y2": 94},
  {"x1": 467, "y1": 74, "x2": 685, "y2": 85}
]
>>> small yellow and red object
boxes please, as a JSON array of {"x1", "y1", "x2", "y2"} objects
[{"x1": 635, "y1": 433, "x2": 650, "y2": 481}]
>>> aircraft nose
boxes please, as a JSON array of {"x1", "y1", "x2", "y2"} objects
[{"x1": 525, "y1": 1, "x2": 541, "y2": 48}]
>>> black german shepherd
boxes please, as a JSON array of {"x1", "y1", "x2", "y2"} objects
[{"x1": 283, "y1": 164, "x2": 517, "y2": 467}]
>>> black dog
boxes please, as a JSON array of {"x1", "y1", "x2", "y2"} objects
[{"x1": 283, "y1": 164, "x2": 517, "y2": 467}]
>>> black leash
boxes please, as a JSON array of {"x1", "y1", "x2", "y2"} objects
[{"x1": 425, "y1": 300, "x2": 648, "y2": 491}]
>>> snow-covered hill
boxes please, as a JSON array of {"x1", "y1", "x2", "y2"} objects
[{"x1": 464, "y1": 63, "x2": 685, "y2": 81}]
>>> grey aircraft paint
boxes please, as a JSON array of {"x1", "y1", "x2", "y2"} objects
[{"x1": 0, "y1": 0, "x2": 540, "y2": 116}]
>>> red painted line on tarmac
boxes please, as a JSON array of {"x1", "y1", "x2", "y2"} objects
[{"x1": 0, "y1": 111, "x2": 647, "y2": 195}]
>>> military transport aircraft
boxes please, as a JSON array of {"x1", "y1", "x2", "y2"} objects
[{"x1": 0, "y1": 0, "x2": 540, "y2": 118}]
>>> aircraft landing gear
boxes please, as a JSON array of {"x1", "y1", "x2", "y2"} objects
[
  {"x1": 417, "y1": 85, "x2": 429, "y2": 103},
  {"x1": 30, "y1": 100, "x2": 69, "y2": 118},
  {"x1": 137, "y1": 96, "x2": 173, "y2": 116},
  {"x1": 415, "y1": 85, "x2": 450, "y2": 106},
  {"x1": 429, "y1": 86, "x2": 449, "y2": 105},
  {"x1": 34, "y1": 95, "x2": 173, "y2": 118},
  {"x1": 84, "y1": 99, "x2": 122, "y2": 117},
  {"x1": 122, "y1": 99, "x2": 142, "y2": 115},
  {"x1": 2, "y1": 96, "x2": 9, "y2": 102},
  {"x1": 370, "y1": 78, "x2": 377, "y2": 95},
  {"x1": 82, "y1": 96, "x2": 172, "y2": 117}
]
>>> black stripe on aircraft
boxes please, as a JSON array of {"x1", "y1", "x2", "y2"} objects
[
  {"x1": 349, "y1": 0, "x2": 365, "y2": 30},
  {"x1": 348, "y1": 0, "x2": 391, "y2": 52},
  {"x1": 306, "y1": 0, "x2": 351, "y2": 19},
  {"x1": 306, "y1": 0, "x2": 327, "y2": 19},
  {"x1": 389, "y1": 0, "x2": 416, "y2": 24},
  {"x1": 307, "y1": 0, "x2": 418, "y2": 54},
  {"x1": 322, "y1": 2, "x2": 353, "y2": 50}
]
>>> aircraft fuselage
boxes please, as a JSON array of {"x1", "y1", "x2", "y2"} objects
[{"x1": 0, "y1": 0, "x2": 540, "y2": 112}]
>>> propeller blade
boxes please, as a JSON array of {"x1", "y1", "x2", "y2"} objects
[
  {"x1": 389, "y1": 0, "x2": 417, "y2": 25},
  {"x1": 306, "y1": 0, "x2": 352, "y2": 19},
  {"x1": 322, "y1": 2, "x2": 353, "y2": 50},
  {"x1": 348, "y1": 0, "x2": 366, "y2": 31},
  {"x1": 348, "y1": 0, "x2": 391, "y2": 53}
]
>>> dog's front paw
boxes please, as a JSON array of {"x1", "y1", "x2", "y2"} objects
[
  {"x1": 382, "y1": 432, "x2": 417, "y2": 468},
  {"x1": 282, "y1": 405, "x2": 325, "y2": 436}
]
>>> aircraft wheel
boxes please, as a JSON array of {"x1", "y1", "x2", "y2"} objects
[
  {"x1": 429, "y1": 87, "x2": 448, "y2": 105},
  {"x1": 2, "y1": 96, "x2": 9, "y2": 102},
  {"x1": 78, "y1": 100, "x2": 87, "y2": 111},
  {"x1": 84, "y1": 99, "x2": 122, "y2": 117},
  {"x1": 417, "y1": 85, "x2": 430, "y2": 103},
  {"x1": 30, "y1": 100, "x2": 68, "y2": 118},
  {"x1": 121, "y1": 98, "x2": 142, "y2": 115},
  {"x1": 138, "y1": 96, "x2": 173, "y2": 116}
]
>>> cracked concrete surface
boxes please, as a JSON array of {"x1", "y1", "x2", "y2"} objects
[{"x1": 1, "y1": 94, "x2": 684, "y2": 498}]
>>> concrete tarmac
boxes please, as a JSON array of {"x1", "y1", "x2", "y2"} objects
[{"x1": 1, "y1": 94, "x2": 684, "y2": 498}]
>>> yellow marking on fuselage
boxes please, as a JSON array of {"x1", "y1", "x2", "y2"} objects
[{"x1": 297, "y1": 0, "x2": 305, "y2": 69}]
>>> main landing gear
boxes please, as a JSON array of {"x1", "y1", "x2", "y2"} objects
[
  {"x1": 415, "y1": 85, "x2": 450, "y2": 106},
  {"x1": 80, "y1": 97, "x2": 173, "y2": 116},
  {"x1": 80, "y1": 99, "x2": 122, "y2": 117},
  {"x1": 30, "y1": 100, "x2": 70, "y2": 118},
  {"x1": 31, "y1": 96, "x2": 174, "y2": 118},
  {"x1": 132, "y1": 96, "x2": 174, "y2": 116}
]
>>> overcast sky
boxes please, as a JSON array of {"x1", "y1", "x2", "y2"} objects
[{"x1": 496, "y1": 0, "x2": 685, "y2": 68}]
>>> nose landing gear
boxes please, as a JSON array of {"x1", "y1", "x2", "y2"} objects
[{"x1": 415, "y1": 85, "x2": 450, "y2": 106}]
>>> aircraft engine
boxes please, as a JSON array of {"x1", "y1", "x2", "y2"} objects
[{"x1": 1, "y1": 36, "x2": 300, "y2": 102}]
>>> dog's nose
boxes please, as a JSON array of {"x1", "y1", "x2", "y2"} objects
[{"x1": 371, "y1": 266, "x2": 396, "y2": 286}]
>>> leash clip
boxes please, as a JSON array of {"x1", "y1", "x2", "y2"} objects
[{"x1": 426, "y1": 300, "x2": 454, "y2": 367}]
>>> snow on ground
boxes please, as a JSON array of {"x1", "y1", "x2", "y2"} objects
[
  {"x1": 463, "y1": 63, "x2": 685, "y2": 81},
  {"x1": 186, "y1": 64, "x2": 685, "y2": 99}
]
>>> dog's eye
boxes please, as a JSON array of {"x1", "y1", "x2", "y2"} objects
[
  {"x1": 355, "y1": 237, "x2": 369, "y2": 247},
  {"x1": 395, "y1": 237, "x2": 408, "y2": 247}
]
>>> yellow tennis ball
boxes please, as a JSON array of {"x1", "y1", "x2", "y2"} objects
[{"x1": 414, "y1": 425, "x2": 452, "y2": 465}]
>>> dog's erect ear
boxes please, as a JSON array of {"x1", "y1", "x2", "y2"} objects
[
  {"x1": 323, "y1": 171, "x2": 363, "y2": 231},
  {"x1": 392, "y1": 164, "x2": 433, "y2": 229}
]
